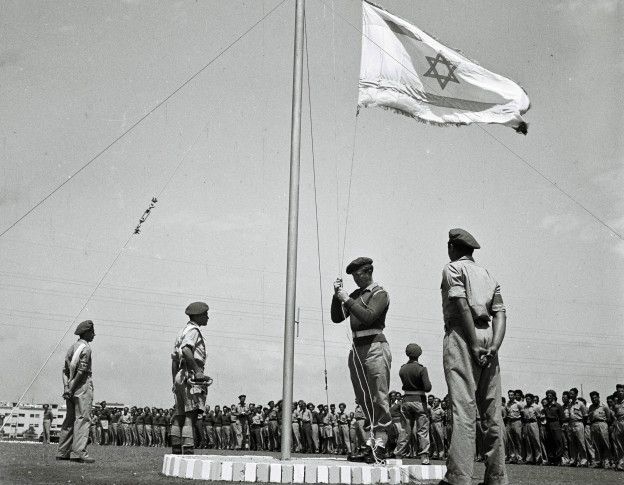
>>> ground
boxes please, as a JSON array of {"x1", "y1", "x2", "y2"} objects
[{"x1": 1, "y1": 443, "x2": 623, "y2": 485}]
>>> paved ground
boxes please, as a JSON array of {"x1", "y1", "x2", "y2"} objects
[{"x1": 1, "y1": 442, "x2": 623, "y2": 485}]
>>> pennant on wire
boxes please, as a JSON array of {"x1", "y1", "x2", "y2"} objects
[{"x1": 358, "y1": 1, "x2": 530, "y2": 134}]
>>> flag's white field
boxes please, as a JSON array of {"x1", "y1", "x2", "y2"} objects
[{"x1": 358, "y1": 1, "x2": 530, "y2": 133}]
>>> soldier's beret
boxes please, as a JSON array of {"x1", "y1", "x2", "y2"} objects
[
  {"x1": 346, "y1": 257, "x2": 373, "y2": 274},
  {"x1": 405, "y1": 343, "x2": 422, "y2": 359},
  {"x1": 185, "y1": 301, "x2": 209, "y2": 316},
  {"x1": 74, "y1": 320, "x2": 94, "y2": 336},
  {"x1": 448, "y1": 228, "x2": 480, "y2": 249}
]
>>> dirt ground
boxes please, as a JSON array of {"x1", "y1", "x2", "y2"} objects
[{"x1": 1, "y1": 442, "x2": 623, "y2": 485}]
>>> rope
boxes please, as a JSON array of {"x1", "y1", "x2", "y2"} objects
[
  {"x1": 340, "y1": 115, "x2": 359, "y2": 273},
  {"x1": 304, "y1": 15, "x2": 330, "y2": 408},
  {"x1": 0, "y1": 0, "x2": 290, "y2": 240},
  {"x1": 315, "y1": 0, "x2": 624, "y2": 243}
]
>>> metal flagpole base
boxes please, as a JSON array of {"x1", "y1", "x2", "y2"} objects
[{"x1": 161, "y1": 454, "x2": 446, "y2": 483}]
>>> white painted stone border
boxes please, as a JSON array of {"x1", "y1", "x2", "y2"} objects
[{"x1": 161, "y1": 455, "x2": 445, "y2": 483}]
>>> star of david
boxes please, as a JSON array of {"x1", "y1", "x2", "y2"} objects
[{"x1": 423, "y1": 52, "x2": 459, "y2": 90}]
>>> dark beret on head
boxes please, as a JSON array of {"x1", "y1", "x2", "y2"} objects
[
  {"x1": 185, "y1": 301, "x2": 209, "y2": 316},
  {"x1": 448, "y1": 228, "x2": 480, "y2": 249},
  {"x1": 406, "y1": 343, "x2": 422, "y2": 359},
  {"x1": 74, "y1": 320, "x2": 94, "y2": 336},
  {"x1": 346, "y1": 257, "x2": 373, "y2": 274}
]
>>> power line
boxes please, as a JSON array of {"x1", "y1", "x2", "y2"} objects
[
  {"x1": 0, "y1": 0, "x2": 291, "y2": 240},
  {"x1": 313, "y1": 0, "x2": 624, "y2": 242}
]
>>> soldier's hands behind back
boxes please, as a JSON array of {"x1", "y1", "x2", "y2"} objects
[{"x1": 470, "y1": 344, "x2": 488, "y2": 367}]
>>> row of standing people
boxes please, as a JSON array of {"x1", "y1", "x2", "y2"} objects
[{"x1": 500, "y1": 386, "x2": 624, "y2": 471}]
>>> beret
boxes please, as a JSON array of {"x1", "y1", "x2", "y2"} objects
[
  {"x1": 74, "y1": 320, "x2": 94, "y2": 336},
  {"x1": 185, "y1": 301, "x2": 209, "y2": 316},
  {"x1": 346, "y1": 257, "x2": 373, "y2": 274},
  {"x1": 405, "y1": 343, "x2": 422, "y2": 359},
  {"x1": 448, "y1": 228, "x2": 480, "y2": 249}
]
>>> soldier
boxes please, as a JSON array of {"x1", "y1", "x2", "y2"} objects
[
  {"x1": 567, "y1": 387, "x2": 588, "y2": 467},
  {"x1": 336, "y1": 403, "x2": 352, "y2": 455},
  {"x1": 399, "y1": 343, "x2": 432, "y2": 465},
  {"x1": 266, "y1": 401, "x2": 279, "y2": 451},
  {"x1": 311, "y1": 404, "x2": 321, "y2": 453},
  {"x1": 301, "y1": 403, "x2": 314, "y2": 453},
  {"x1": 439, "y1": 229, "x2": 508, "y2": 485},
  {"x1": 430, "y1": 398, "x2": 446, "y2": 460},
  {"x1": 170, "y1": 302, "x2": 212, "y2": 455},
  {"x1": 56, "y1": 320, "x2": 96, "y2": 463},
  {"x1": 331, "y1": 257, "x2": 392, "y2": 463},
  {"x1": 234, "y1": 394, "x2": 249, "y2": 450},
  {"x1": 507, "y1": 390, "x2": 524, "y2": 463},
  {"x1": 613, "y1": 384, "x2": 624, "y2": 471},
  {"x1": 42, "y1": 404, "x2": 54, "y2": 445},
  {"x1": 120, "y1": 407, "x2": 131, "y2": 446},
  {"x1": 99, "y1": 402, "x2": 110, "y2": 445},
  {"x1": 543, "y1": 390, "x2": 564, "y2": 465},
  {"x1": 389, "y1": 391, "x2": 408, "y2": 458},
  {"x1": 521, "y1": 394, "x2": 542, "y2": 464},
  {"x1": 588, "y1": 391, "x2": 612, "y2": 468}
]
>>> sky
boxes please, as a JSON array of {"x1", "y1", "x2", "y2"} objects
[{"x1": 0, "y1": 0, "x2": 622, "y2": 410}]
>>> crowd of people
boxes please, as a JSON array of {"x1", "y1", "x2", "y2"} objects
[{"x1": 83, "y1": 384, "x2": 624, "y2": 472}]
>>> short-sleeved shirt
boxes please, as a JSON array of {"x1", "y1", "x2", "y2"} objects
[
  {"x1": 567, "y1": 400, "x2": 587, "y2": 422},
  {"x1": 441, "y1": 256, "x2": 505, "y2": 329},
  {"x1": 173, "y1": 322, "x2": 206, "y2": 368},
  {"x1": 613, "y1": 399, "x2": 624, "y2": 421},
  {"x1": 588, "y1": 403, "x2": 611, "y2": 423},
  {"x1": 63, "y1": 339, "x2": 92, "y2": 379},
  {"x1": 430, "y1": 406, "x2": 445, "y2": 423},
  {"x1": 521, "y1": 404, "x2": 539, "y2": 422},
  {"x1": 507, "y1": 402, "x2": 524, "y2": 420},
  {"x1": 301, "y1": 409, "x2": 312, "y2": 423}
]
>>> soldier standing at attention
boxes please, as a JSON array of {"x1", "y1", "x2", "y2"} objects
[
  {"x1": 567, "y1": 387, "x2": 588, "y2": 467},
  {"x1": 399, "y1": 343, "x2": 432, "y2": 465},
  {"x1": 331, "y1": 257, "x2": 392, "y2": 463},
  {"x1": 42, "y1": 404, "x2": 54, "y2": 445},
  {"x1": 439, "y1": 229, "x2": 508, "y2": 485},
  {"x1": 543, "y1": 390, "x2": 564, "y2": 465},
  {"x1": 56, "y1": 320, "x2": 96, "y2": 463},
  {"x1": 170, "y1": 302, "x2": 212, "y2": 455},
  {"x1": 337, "y1": 403, "x2": 352, "y2": 455},
  {"x1": 613, "y1": 384, "x2": 624, "y2": 471},
  {"x1": 587, "y1": 391, "x2": 613, "y2": 468}
]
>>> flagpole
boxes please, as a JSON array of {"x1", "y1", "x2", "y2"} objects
[{"x1": 281, "y1": 0, "x2": 305, "y2": 461}]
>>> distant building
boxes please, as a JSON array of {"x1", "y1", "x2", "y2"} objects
[{"x1": 0, "y1": 402, "x2": 66, "y2": 440}]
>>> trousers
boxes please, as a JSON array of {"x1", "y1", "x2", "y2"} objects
[
  {"x1": 442, "y1": 327, "x2": 508, "y2": 485},
  {"x1": 57, "y1": 379, "x2": 93, "y2": 459},
  {"x1": 401, "y1": 400, "x2": 430, "y2": 457},
  {"x1": 348, "y1": 341, "x2": 391, "y2": 447}
]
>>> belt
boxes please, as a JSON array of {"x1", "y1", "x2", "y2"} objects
[
  {"x1": 352, "y1": 328, "x2": 382, "y2": 338},
  {"x1": 404, "y1": 390, "x2": 426, "y2": 396}
]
